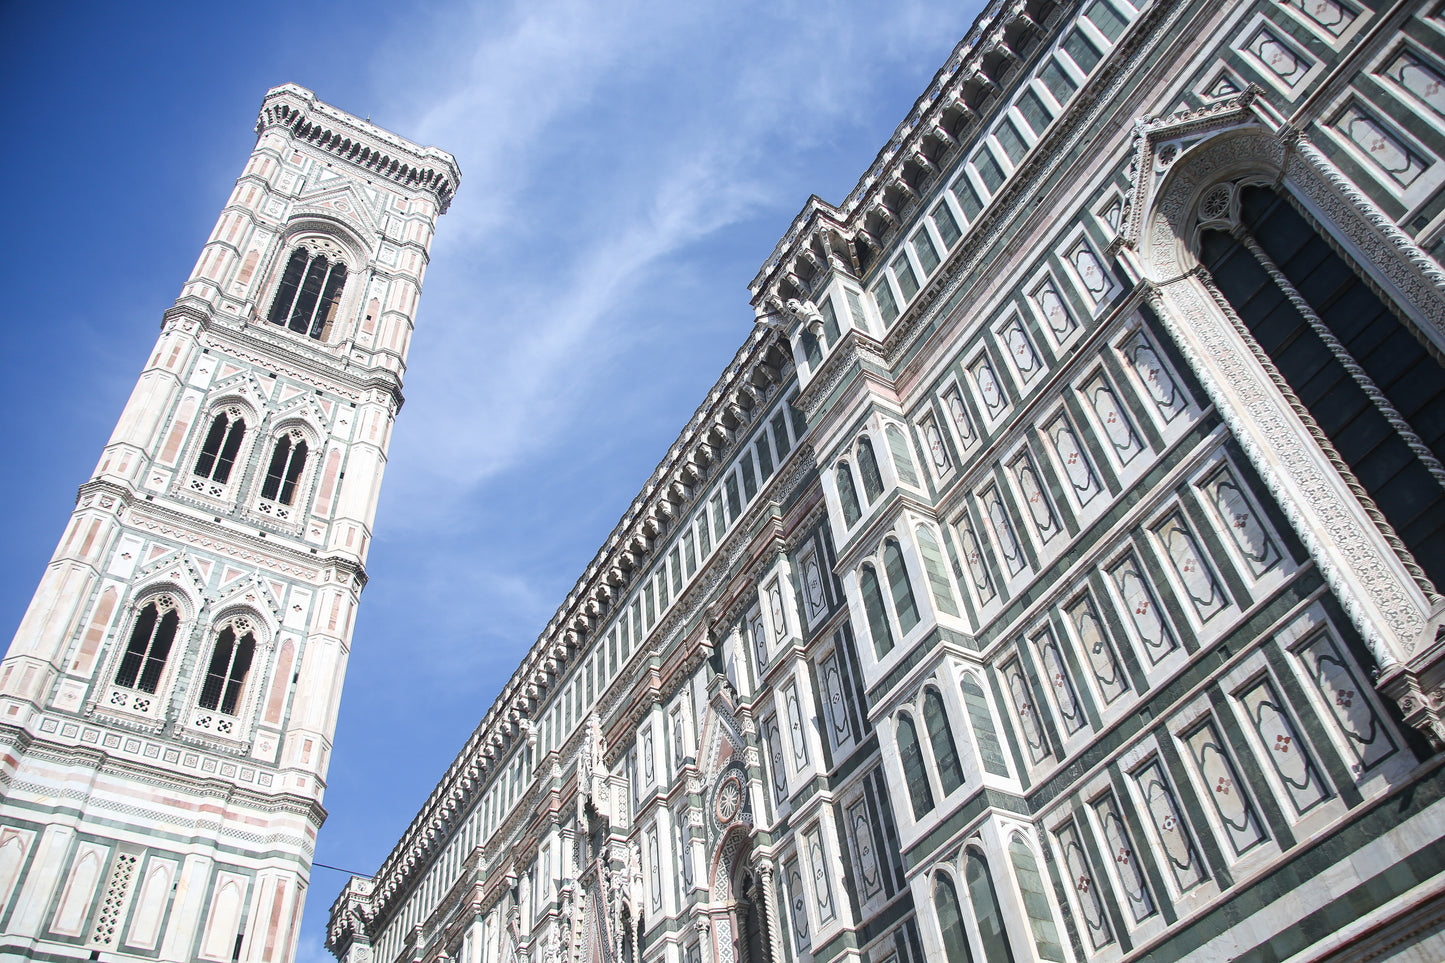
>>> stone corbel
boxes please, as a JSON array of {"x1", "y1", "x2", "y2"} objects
[
  {"x1": 993, "y1": 38, "x2": 1023, "y2": 63},
  {"x1": 871, "y1": 200, "x2": 901, "y2": 229},
  {"x1": 969, "y1": 69, "x2": 999, "y2": 95}
]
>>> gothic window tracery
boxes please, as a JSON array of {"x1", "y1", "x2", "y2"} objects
[
  {"x1": 194, "y1": 409, "x2": 246, "y2": 486},
  {"x1": 261, "y1": 429, "x2": 310, "y2": 505},
  {"x1": 267, "y1": 247, "x2": 349, "y2": 341},
  {"x1": 199, "y1": 618, "x2": 257, "y2": 716},
  {"x1": 115, "y1": 597, "x2": 180, "y2": 695}
]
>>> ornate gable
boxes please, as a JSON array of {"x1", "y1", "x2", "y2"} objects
[{"x1": 133, "y1": 549, "x2": 210, "y2": 609}]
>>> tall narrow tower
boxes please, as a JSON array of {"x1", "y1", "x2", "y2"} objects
[{"x1": 0, "y1": 85, "x2": 457, "y2": 961}]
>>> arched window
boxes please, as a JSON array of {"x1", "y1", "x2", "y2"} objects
[
  {"x1": 934, "y1": 874, "x2": 975, "y2": 963},
  {"x1": 883, "y1": 539, "x2": 920, "y2": 634},
  {"x1": 267, "y1": 248, "x2": 348, "y2": 341},
  {"x1": 199, "y1": 619, "x2": 257, "y2": 715},
  {"x1": 924, "y1": 689, "x2": 965, "y2": 795},
  {"x1": 194, "y1": 410, "x2": 246, "y2": 484},
  {"x1": 1008, "y1": 835, "x2": 1065, "y2": 962},
  {"x1": 897, "y1": 712, "x2": 935, "y2": 818},
  {"x1": 837, "y1": 462, "x2": 862, "y2": 526},
  {"x1": 916, "y1": 525, "x2": 960, "y2": 617},
  {"x1": 860, "y1": 564, "x2": 893, "y2": 658},
  {"x1": 965, "y1": 849, "x2": 1016, "y2": 963},
  {"x1": 857, "y1": 437, "x2": 885, "y2": 503},
  {"x1": 1200, "y1": 184, "x2": 1445, "y2": 591},
  {"x1": 115, "y1": 597, "x2": 179, "y2": 694},
  {"x1": 960, "y1": 673, "x2": 1010, "y2": 777},
  {"x1": 261, "y1": 431, "x2": 309, "y2": 505}
]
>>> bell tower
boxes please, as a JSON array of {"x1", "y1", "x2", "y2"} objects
[{"x1": 0, "y1": 84, "x2": 457, "y2": 961}]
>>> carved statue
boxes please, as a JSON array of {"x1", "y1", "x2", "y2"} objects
[{"x1": 783, "y1": 298, "x2": 826, "y2": 337}]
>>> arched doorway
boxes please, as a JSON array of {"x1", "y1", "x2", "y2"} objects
[
  {"x1": 1130, "y1": 118, "x2": 1445, "y2": 742},
  {"x1": 1196, "y1": 179, "x2": 1445, "y2": 592},
  {"x1": 706, "y1": 828, "x2": 775, "y2": 963}
]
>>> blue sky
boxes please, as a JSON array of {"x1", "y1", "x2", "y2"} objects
[{"x1": 0, "y1": 1, "x2": 983, "y2": 957}]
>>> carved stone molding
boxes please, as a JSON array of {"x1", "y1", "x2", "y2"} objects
[{"x1": 1130, "y1": 121, "x2": 1441, "y2": 675}]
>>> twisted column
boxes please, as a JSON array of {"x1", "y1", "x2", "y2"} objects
[{"x1": 1232, "y1": 223, "x2": 1445, "y2": 493}]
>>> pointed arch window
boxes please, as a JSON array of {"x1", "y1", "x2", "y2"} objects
[
  {"x1": 934, "y1": 874, "x2": 976, "y2": 963},
  {"x1": 857, "y1": 437, "x2": 885, "y2": 503},
  {"x1": 960, "y1": 673, "x2": 1010, "y2": 777},
  {"x1": 199, "y1": 619, "x2": 257, "y2": 715},
  {"x1": 885, "y1": 423, "x2": 922, "y2": 488},
  {"x1": 115, "y1": 597, "x2": 179, "y2": 694},
  {"x1": 194, "y1": 410, "x2": 246, "y2": 484},
  {"x1": 261, "y1": 431, "x2": 309, "y2": 505},
  {"x1": 916, "y1": 525, "x2": 961, "y2": 617},
  {"x1": 883, "y1": 539, "x2": 920, "y2": 634},
  {"x1": 924, "y1": 688, "x2": 966, "y2": 795},
  {"x1": 267, "y1": 248, "x2": 348, "y2": 341},
  {"x1": 1009, "y1": 835, "x2": 1065, "y2": 962},
  {"x1": 860, "y1": 563, "x2": 893, "y2": 659},
  {"x1": 897, "y1": 712, "x2": 935, "y2": 818}
]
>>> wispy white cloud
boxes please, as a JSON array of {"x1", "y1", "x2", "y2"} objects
[{"x1": 357, "y1": 0, "x2": 978, "y2": 530}]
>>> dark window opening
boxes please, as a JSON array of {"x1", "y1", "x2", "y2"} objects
[
  {"x1": 194, "y1": 411, "x2": 246, "y2": 484},
  {"x1": 1200, "y1": 185, "x2": 1445, "y2": 591},
  {"x1": 115, "y1": 600, "x2": 179, "y2": 694},
  {"x1": 199, "y1": 623, "x2": 257, "y2": 715},
  {"x1": 897, "y1": 712, "x2": 935, "y2": 818},
  {"x1": 266, "y1": 248, "x2": 348, "y2": 341},
  {"x1": 261, "y1": 433, "x2": 310, "y2": 505}
]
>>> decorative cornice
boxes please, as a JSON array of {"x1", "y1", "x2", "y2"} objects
[
  {"x1": 176, "y1": 299, "x2": 407, "y2": 410},
  {"x1": 257, "y1": 84, "x2": 461, "y2": 214},
  {"x1": 882, "y1": 0, "x2": 1191, "y2": 364},
  {"x1": 748, "y1": 0, "x2": 1063, "y2": 307}
]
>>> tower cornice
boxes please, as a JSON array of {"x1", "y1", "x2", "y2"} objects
[{"x1": 256, "y1": 84, "x2": 461, "y2": 214}]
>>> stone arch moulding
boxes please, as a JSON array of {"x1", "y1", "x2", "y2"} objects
[
  {"x1": 281, "y1": 213, "x2": 370, "y2": 268},
  {"x1": 1119, "y1": 97, "x2": 1445, "y2": 747}
]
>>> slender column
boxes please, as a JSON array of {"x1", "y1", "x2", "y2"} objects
[{"x1": 757, "y1": 860, "x2": 785, "y2": 963}]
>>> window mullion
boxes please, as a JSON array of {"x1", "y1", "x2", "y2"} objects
[
  {"x1": 1236, "y1": 224, "x2": 1445, "y2": 490},
  {"x1": 306, "y1": 261, "x2": 336, "y2": 338},
  {"x1": 283, "y1": 255, "x2": 310, "y2": 330}
]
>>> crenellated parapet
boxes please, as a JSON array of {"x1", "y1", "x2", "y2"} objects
[{"x1": 257, "y1": 84, "x2": 460, "y2": 214}]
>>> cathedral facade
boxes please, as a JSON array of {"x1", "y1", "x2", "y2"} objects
[
  {"x1": 0, "y1": 86, "x2": 457, "y2": 959},
  {"x1": 326, "y1": 0, "x2": 1445, "y2": 962}
]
